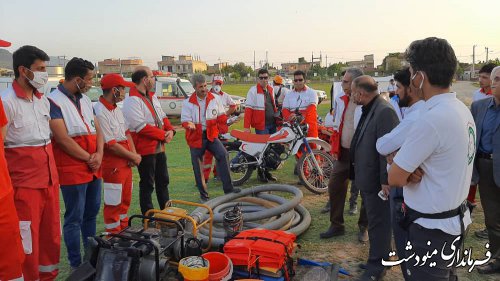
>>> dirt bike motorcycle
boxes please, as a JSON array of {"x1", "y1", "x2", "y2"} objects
[{"x1": 222, "y1": 113, "x2": 335, "y2": 194}]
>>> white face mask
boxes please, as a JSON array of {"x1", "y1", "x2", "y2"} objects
[
  {"x1": 25, "y1": 68, "x2": 48, "y2": 89},
  {"x1": 213, "y1": 85, "x2": 221, "y2": 93}
]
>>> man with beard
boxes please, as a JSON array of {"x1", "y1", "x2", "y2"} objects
[
  {"x1": 389, "y1": 37, "x2": 475, "y2": 280},
  {"x1": 320, "y1": 68, "x2": 369, "y2": 243},
  {"x1": 122, "y1": 66, "x2": 175, "y2": 215},
  {"x1": 349, "y1": 75, "x2": 399, "y2": 280},
  {"x1": 376, "y1": 67, "x2": 424, "y2": 280},
  {"x1": 48, "y1": 57, "x2": 103, "y2": 269},
  {"x1": 181, "y1": 74, "x2": 240, "y2": 202}
]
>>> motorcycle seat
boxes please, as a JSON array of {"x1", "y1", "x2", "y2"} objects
[{"x1": 231, "y1": 130, "x2": 271, "y2": 143}]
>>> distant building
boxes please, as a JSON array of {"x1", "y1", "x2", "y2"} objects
[
  {"x1": 98, "y1": 58, "x2": 143, "y2": 76},
  {"x1": 207, "y1": 62, "x2": 228, "y2": 75},
  {"x1": 281, "y1": 57, "x2": 320, "y2": 75},
  {"x1": 378, "y1": 53, "x2": 408, "y2": 74},
  {"x1": 157, "y1": 55, "x2": 207, "y2": 75},
  {"x1": 345, "y1": 54, "x2": 376, "y2": 71}
]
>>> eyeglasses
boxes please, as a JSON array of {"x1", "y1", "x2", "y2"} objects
[
  {"x1": 258, "y1": 76, "x2": 269, "y2": 80},
  {"x1": 294, "y1": 79, "x2": 304, "y2": 82}
]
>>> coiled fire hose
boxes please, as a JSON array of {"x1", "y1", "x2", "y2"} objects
[{"x1": 189, "y1": 184, "x2": 311, "y2": 248}]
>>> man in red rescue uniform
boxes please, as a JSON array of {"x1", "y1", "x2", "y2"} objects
[
  {"x1": 122, "y1": 66, "x2": 175, "y2": 215},
  {"x1": 48, "y1": 57, "x2": 103, "y2": 270},
  {"x1": 1, "y1": 45, "x2": 60, "y2": 281},
  {"x1": 282, "y1": 70, "x2": 319, "y2": 141},
  {"x1": 95, "y1": 74, "x2": 142, "y2": 233},
  {"x1": 181, "y1": 74, "x2": 240, "y2": 202},
  {"x1": 0, "y1": 97, "x2": 25, "y2": 281},
  {"x1": 202, "y1": 75, "x2": 236, "y2": 182},
  {"x1": 243, "y1": 68, "x2": 278, "y2": 182}
]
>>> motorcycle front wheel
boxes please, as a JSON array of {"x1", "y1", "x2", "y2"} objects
[
  {"x1": 297, "y1": 149, "x2": 335, "y2": 194},
  {"x1": 227, "y1": 147, "x2": 254, "y2": 186}
]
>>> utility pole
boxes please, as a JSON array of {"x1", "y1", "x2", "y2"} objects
[
  {"x1": 485, "y1": 47, "x2": 489, "y2": 62},
  {"x1": 265, "y1": 51, "x2": 268, "y2": 69},
  {"x1": 253, "y1": 50, "x2": 256, "y2": 82},
  {"x1": 326, "y1": 55, "x2": 328, "y2": 67},
  {"x1": 472, "y1": 45, "x2": 476, "y2": 80}
]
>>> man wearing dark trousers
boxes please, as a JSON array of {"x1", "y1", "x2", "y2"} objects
[
  {"x1": 472, "y1": 65, "x2": 500, "y2": 275},
  {"x1": 122, "y1": 66, "x2": 175, "y2": 214},
  {"x1": 181, "y1": 74, "x2": 240, "y2": 202},
  {"x1": 320, "y1": 68, "x2": 368, "y2": 243},
  {"x1": 243, "y1": 68, "x2": 278, "y2": 182},
  {"x1": 376, "y1": 67, "x2": 425, "y2": 280},
  {"x1": 350, "y1": 75, "x2": 399, "y2": 280},
  {"x1": 390, "y1": 37, "x2": 475, "y2": 280}
]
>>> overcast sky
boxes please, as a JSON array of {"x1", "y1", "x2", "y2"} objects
[{"x1": 1, "y1": 0, "x2": 499, "y2": 69}]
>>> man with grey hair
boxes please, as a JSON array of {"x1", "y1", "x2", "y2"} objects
[
  {"x1": 351, "y1": 75, "x2": 399, "y2": 280},
  {"x1": 471, "y1": 65, "x2": 500, "y2": 275},
  {"x1": 320, "y1": 68, "x2": 369, "y2": 243},
  {"x1": 181, "y1": 74, "x2": 240, "y2": 202}
]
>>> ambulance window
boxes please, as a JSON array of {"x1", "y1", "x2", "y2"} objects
[{"x1": 161, "y1": 83, "x2": 178, "y2": 97}]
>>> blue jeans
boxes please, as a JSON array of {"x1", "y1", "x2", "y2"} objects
[
  {"x1": 60, "y1": 178, "x2": 102, "y2": 267},
  {"x1": 255, "y1": 124, "x2": 277, "y2": 135}
]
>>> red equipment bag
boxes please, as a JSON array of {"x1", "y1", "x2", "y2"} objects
[{"x1": 223, "y1": 229, "x2": 296, "y2": 280}]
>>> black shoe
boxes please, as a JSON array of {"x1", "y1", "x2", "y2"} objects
[
  {"x1": 232, "y1": 188, "x2": 241, "y2": 193},
  {"x1": 358, "y1": 227, "x2": 369, "y2": 243},
  {"x1": 264, "y1": 171, "x2": 277, "y2": 181},
  {"x1": 320, "y1": 202, "x2": 330, "y2": 214},
  {"x1": 477, "y1": 260, "x2": 500, "y2": 274},
  {"x1": 349, "y1": 204, "x2": 358, "y2": 215},
  {"x1": 200, "y1": 197, "x2": 209, "y2": 203},
  {"x1": 257, "y1": 169, "x2": 268, "y2": 183},
  {"x1": 319, "y1": 226, "x2": 345, "y2": 239},
  {"x1": 475, "y1": 228, "x2": 489, "y2": 239},
  {"x1": 356, "y1": 269, "x2": 386, "y2": 281}
]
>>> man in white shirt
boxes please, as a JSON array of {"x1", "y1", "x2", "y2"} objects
[
  {"x1": 376, "y1": 67, "x2": 424, "y2": 280},
  {"x1": 389, "y1": 37, "x2": 475, "y2": 281}
]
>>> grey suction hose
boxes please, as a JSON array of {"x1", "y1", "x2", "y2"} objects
[{"x1": 190, "y1": 184, "x2": 311, "y2": 247}]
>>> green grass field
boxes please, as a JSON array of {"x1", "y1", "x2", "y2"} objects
[{"x1": 56, "y1": 82, "x2": 494, "y2": 280}]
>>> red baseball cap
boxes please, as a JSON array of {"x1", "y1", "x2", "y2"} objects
[
  {"x1": 0, "y1": 39, "x2": 12, "y2": 47},
  {"x1": 100, "y1": 73, "x2": 135, "y2": 90}
]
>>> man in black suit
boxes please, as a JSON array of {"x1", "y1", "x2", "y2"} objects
[
  {"x1": 473, "y1": 65, "x2": 500, "y2": 275},
  {"x1": 349, "y1": 75, "x2": 399, "y2": 280}
]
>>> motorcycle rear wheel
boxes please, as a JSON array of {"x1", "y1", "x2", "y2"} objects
[
  {"x1": 227, "y1": 147, "x2": 254, "y2": 186},
  {"x1": 297, "y1": 149, "x2": 335, "y2": 194}
]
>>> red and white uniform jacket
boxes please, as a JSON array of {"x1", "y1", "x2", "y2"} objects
[
  {"x1": 209, "y1": 89, "x2": 236, "y2": 134},
  {"x1": 244, "y1": 84, "x2": 277, "y2": 130},
  {"x1": 282, "y1": 86, "x2": 318, "y2": 137},
  {"x1": 122, "y1": 87, "x2": 174, "y2": 156},
  {"x1": 0, "y1": 98, "x2": 14, "y2": 200},
  {"x1": 94, "y1": 96, "x2": 132, "y2": 169},
  {"x1": 329, "y1": 94, "x2": 350, "y2": 156},
  {"x1": 1, "y1": 81, "x2": 58, "y2": 189},
  {"x1": 181, "y1": 92, "x2": 227, "y2": 148},
  {"x1": 48, "y1": 87, "x2": 99, "y2": 185}
]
